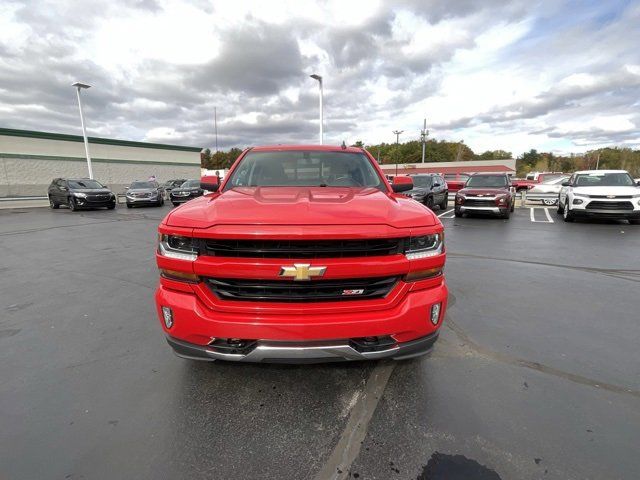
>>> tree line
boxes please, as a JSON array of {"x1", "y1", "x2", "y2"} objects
[{"x1": 201, "y1": 141, "x2": 640, "y2": 177}]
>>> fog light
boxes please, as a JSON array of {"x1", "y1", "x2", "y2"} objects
[
  {"x1": 430, "y1": 303, "x2": 441, "y2": 325},
  {"x1": 573, "y1": 198, "x2": 583, "y2": 205},
  {"x1": 161, "y1": 306, "x2": 173, "y2": 329}
]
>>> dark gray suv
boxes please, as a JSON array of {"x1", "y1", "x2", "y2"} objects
[
  {"x1": 48, "y1": 178, "x2": 116, "y2": 211},
  {"x1": 406, "y1": 173, "x2": 449, "y2": 210}
]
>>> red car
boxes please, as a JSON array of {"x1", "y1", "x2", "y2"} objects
[
  {"x1": 454, "y1": 173, "x2": 516, "y2": 219},
  {"x1": 443, "y1": 173, "x2": 470, "y2": 193},
  {"x1": 155, "y1": 145, "x2": 448, "y2": 363}
]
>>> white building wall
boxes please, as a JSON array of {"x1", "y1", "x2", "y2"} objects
[{"x1": 0, "y1": 130, "x2": 202, "y2": 197}]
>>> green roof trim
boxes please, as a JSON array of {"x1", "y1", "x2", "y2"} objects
[
  {"x1": 0, "y1": 153, "x2": 200, "y2": 167},
  {"x1": 0, "y1": 127, "x2": 203, "y2": 152}
]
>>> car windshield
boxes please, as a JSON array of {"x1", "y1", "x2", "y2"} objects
[
  {"x1": 445, "y1": 174, "x2": 469, "y2": 181},
  {"x1": 181, "y1": 180, "x2": 200, "y2": 188},
  {"x1": 412, "y1": 176, "x2": 433, "y2": 188},
  {"x1": 543, "y1": 176, "x2": 569, "y2": 185},
  {"x1": 130, "y1": 181, "x2": 154, "y2": 189},
  {"x1": 466, "y1": 175, "x2": 508, "y2": 188},
  {"x1": 68, "y1": 179, "x2": 104, "y2": 189},
  {"x1": 574, "y1": 172, "x2": 635, "y2": 187},
  {"x1": 224, "y1": 151, "x2": 384, "y2": 190}
]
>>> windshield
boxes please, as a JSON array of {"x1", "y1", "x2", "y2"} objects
[
  {"x1": 181, "y1": 180, "x2": 200, "y2": 188},
  {"x1": 224, "y1": 151, "x2": 384, "y2": 190},
  {"x1": 130, "y1": 181, "x2": 155, "y2": 189},
  {"x1": 466, "y1": 175, "x2": 508, "y2": 188},
  {"x1": 68, "y1": 179, "x2": 104, "y2": 189},
  {"x1": 412, "y1": 176, "x2": 433, "y2": 188},
  {"x1": 444, "y1": 174, "x2": 469, "y2": 181},
  {"x1": 574, "y1": 172, "x2": 635, "y2": 187},
  {"x1": 543, "y1": 176, "x2": 569, "y2": 185}
]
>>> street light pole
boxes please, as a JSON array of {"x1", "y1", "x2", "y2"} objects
[
  {"x1": 420, "y1": 118, "x2": 429, "y2": 163},
  {"x1": 72, "y1": 82, "x2": 94, "y2": 179},
  {"x1": 393, "y1": 130, "x2": 404, "y2": 176},
  {"x1": 310, "y1": 74, "x2": 323, "y2": 144},
  {"x1": 214, "y1": 106, "x2": 218, "y2": 153}
]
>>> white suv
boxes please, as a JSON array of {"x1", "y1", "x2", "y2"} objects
[{"x1": 558, "y1": 170, "x2": 640, "y2": 224}]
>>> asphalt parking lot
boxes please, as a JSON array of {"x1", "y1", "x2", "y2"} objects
[{"x1": 1, "y1": 205, "x2": 639, "y2": 480}]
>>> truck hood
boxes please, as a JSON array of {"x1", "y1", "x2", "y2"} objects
[
  {"x1": 165, "y1": 186, "x2": 437, "y2": 229},
  {"x1": 458, "y1": 187, "x2": 509, "y2": 196},
  {"x1": 573, "y1": 186, "x2": 640, "y2": 196}
]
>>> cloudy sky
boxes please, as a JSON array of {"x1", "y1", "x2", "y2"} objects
[{"x1": 1, "y1": 0, "x2": 639, "y2": 155}]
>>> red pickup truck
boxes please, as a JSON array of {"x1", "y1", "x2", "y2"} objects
[
  {"x1": 155, "y1": 145, "x2": 448, "y2": 363},
  {"x1": 511, "y1": 172, "x2": 566, "y2": 191}
]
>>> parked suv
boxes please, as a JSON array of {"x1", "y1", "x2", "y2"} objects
[
  {"x1": 155, "y1": 145, "x2": 448, "y2": 363},
  {"x1": 169, "y1": 179, "x2": 204, "y2": 206},
  {"x1": 125, "y1": 181, "x2": 165, "y2": 208},
  {"x1": 557, "y1": 170, "x2": 640, "y2": 224},
  {"x1": 163, "y1": 179, "x2": 187, "y2": 199},
  {"x1": 406, "y1": 173, "x2": 448, "y2": 210},
  {"x1": 48, "y1": 178, "x2": 115, "y2": 211},
  {"x1": 454, "y1": 173, "x2": 515, "y2": 219}
]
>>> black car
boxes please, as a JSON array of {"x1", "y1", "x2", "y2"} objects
[
  {"x1": 125, "y1": 181, "x2": 165, "y2": 208},
  {"x1": 406, "y1": 173, "x2": 448, "y2": 210},
  {"x1": 48, "y1": 178, "x2": 116, "y2": 211},
  {"x1": 163, "y1": 179, "x2": 187, "y2": 199},
  {"x1": 169, "y1": 179, "x2": 204, "y2": 206}
]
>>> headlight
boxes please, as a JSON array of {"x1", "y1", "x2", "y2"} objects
[
  {"x1": 404, "y1": 233, "x2": 444, "y2": 260},
  {"x1": 73, "y1": 192, "x2": 87, "y2": 198},
  {"x1": 158, "y1": 234, "x2": 198, "y2": 261},
  {"x1": 455, "y1": 195, "x2": 464, "y2": 204}
]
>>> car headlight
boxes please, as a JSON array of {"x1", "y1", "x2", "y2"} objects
[
  {"x1": 404, "y1": 233, "x2": 444, "y2": 260},
  {"x1": 73, "y1": 192, "x2": 87, "y2": 198},
  {"x1": 455, "y1": 195, "x2": 464, "y2": 204},
  {"x1": 158, "y1": 234, "x2": 198, "y2": 261}
]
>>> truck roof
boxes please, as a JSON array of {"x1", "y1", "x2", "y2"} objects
[
  {"x1": 573, "y1": 169, "x2": 629, "y2": 174},
  {"x1": 251, "y1": 144, "x2": 365, "y2": 153}
]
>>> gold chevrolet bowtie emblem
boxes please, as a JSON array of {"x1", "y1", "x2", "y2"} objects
[{"x1": 279, "y1": 263, "x2": 327, "y2": 281}]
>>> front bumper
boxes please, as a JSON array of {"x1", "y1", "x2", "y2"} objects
[
  {"x1": 74, "y1": 197, "x2": 115, "y2": 208},
  {"x1": 155, "y1": 279, "x2": 447, "y2": 363},
  {"x1": 126, "y1": 196, "x2": 160, "y2": 205},
  {"x1": 166, "y1": 331, "x2": 439, "y2": 363},
  {"x1": 570, "y1": 209, "x2": 640, "y2": 220},
  {"x1": 458, "y1": 205, "x2": 508, "y2": 215}
]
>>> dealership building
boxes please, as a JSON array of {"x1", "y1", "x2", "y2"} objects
[{"x1": 0, "y1": 127, "x2": 202, "y2": 198}]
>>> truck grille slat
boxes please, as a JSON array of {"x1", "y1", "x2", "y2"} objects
[
  {"x1": 205, "y1": 276, "x2": 399, "y2": 302},
  {"x1": 203, "y1": 238, "x2": 404, "y2": 258}
]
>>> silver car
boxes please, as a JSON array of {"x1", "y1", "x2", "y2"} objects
[{"x1": 527, "y1": 176, "x2": 569, "y2": 205}]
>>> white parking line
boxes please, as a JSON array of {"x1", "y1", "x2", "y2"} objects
[
  {"x1": 530, "y1": 207, "x2": 554, "y2": 223},
  {"x1": 438, "y1": 208, "x2": 455, "y2": 218}
]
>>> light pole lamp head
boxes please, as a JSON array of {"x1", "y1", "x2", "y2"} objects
[
  {"x1": 310, "y1": 74, "x2": 322, "y2": 82},
  {"x1": 72, "y1": 82, "x2": 92, "y2": 90}
]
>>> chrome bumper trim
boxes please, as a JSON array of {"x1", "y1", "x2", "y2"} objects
[{"x1": 460, "y1": 206, "x2": 501, "y2": 213}]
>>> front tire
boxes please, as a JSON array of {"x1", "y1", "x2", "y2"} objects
[
  {"x1": 107, "y1": 202, "x2": 115, "y2": 210},
  {"x1": 439, "y1": 194, "x2": 448, "y2": 210},
  {"x1": 68, "y1": 197, "x2": 77, "y2": 212},
  {"x1": 49, "y1": 197, "x2": 59, "y2": 209},
  {"x1": 629, "y1": 218, "x2": 640, "y2": 225},
  {"x1": 563, "y1": 200, "x2": 574, "y2": 222},
  {"x1": 172, "y1": 202, "x2": 179, "y2": 206},
  {"x1": 501, "y1": 209, "x2": 511, "y2": 219},
  {"x1": 557, "y1": 196, "x2": 564, "y2": 214},
  {"x1": 425, "y1": 196, "x2": 434, "y2": 210},
  {"x1": 126, "y1": 203, "x2": 132, "y2": 209},
  {"x1": 454, "y1": 207, "x2": 463, "y2": 217}
]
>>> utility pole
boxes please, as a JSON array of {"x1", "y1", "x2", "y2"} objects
[
  {"x1": 420, "y1": 118, "x2": 428, "y2": 163},
  {"x1": 595, "y1": 152, "x2": 600, "y2": 170},
  {"x1": 455, "y1": 140, "x2": 464, "y2": 162},
  {"x1": 214, "y1": 107, "x2": 218, "y2": 153},
  {"x1": 393, "y1": 130, "x2": 404, "y2": 176}
]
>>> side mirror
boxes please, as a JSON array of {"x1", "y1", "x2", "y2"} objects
[
  {"x1": 392, "y1": 176, "x2": 413, "y2": 193},
  {"x1": 561, "y1": 181, "x2": 571, "y2": 187},
  {"x1": 60, "y1": 186, "x2": 68, "y2": 191},
  {"x1": 432, "y1": 183, "x2": 441, "y2": 188},
  {"x1": 201, "y1": 175, "x2": 219, "y2": 192}
]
